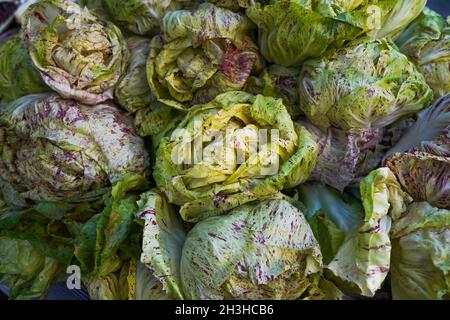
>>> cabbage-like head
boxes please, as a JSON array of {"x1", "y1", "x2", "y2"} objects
[
  {"x1": 153, "y1": 91, "x2": 319, "y2": 222},
  {"x1": 138, "y1": 190, "x2": 325, "y2": 300},
  {"x1": 397, "y1": 8, "x2": 450, "y2": 99},
  {"x1": 147, "y1": 3, "x2": 264, "y2": 110},
  {"x1": 0, "y1": 34, "x2": 49, "y2": 103},
  {"x1": 385, "y1": 95, "x2": 450, "y2": 209},
  {"x1": 299, "y1": 38, "x2": 433, "y2": 131},
  {"x1": 83, "y1": 0, "x2": 194, "y2": 35},
  {"x1": 0, "y1": 94, "x2": 149, "y2": 205},
  {"x1": 244, "y1": 0, "x2": 424, "y2": 65},
  {"x1": 390, "y1": 202, "x2": 450, "y2": 300},
  {"x1": 22, "y1": 0, "x2": 128, "y2": 105},
  {"x1": 246, "y1": 0, "x2": 361, "y2": 67}
]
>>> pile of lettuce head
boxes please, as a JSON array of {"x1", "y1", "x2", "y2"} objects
[{"x1": 0, "y1": 0, "x2": 448, "y2": 300}]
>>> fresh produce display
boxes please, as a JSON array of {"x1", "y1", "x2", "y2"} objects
[{"x1": 0, "y1": 0, "x2": 448, "y2": 301}]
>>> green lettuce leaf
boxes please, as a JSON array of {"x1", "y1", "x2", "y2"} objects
[
  {"x1": 245, "y1": 65, "x2": 301, "y2": 118},
  {"x1": 320, "y1": 0, "x2": 426, "y2": 40},
  {"x1": 390, "y1": 202, "x2": 450, "y2": 300},
  {"x1": 396, "y1": 7, "x2": 450, "y2": 98},
  {"x1": 74, "y1": 175, "x2": 149, "y2": 277},
  {"x1": 84, "y1": 0, "x2": 194, "y2": 35},
  {"x1": 246, "y1": 0, "x2": 361, "y2": 66},
  {"x1": 0, "y1": 34, "x2": 49, "y2": 103},
  {"x1": 0, "y1": 237, "x2": 61, "y2": 300},
  {"x1": 298, "y1": 168, "x2": 412, "y2": 296}
]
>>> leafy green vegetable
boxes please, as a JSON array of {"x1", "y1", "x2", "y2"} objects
[
  {"x1": 299, "y1": 38, "x2": 433, "y2": 131},
  {"x1": 301, "y1": 121, "x2": 386, "y2": 191},
  {"x1": 385, "y1": 94, "x2": 449, "y2": 209},
  {"x1": 22, "y1": 0, "x2": 128, "y2": 105},
  {"x1": 316, "y1": 0, "x2": 426, "y2": 40},
  {"x1": 115, "y1": 36, "x2": 179, "y2": 137},
  {"x1": 0, "y1": 0, "x2": 445, "y2": 301},
  {"x1": 147, "y1": 3, "x2": 263, "y2": 110},
  {"x1": 390, "y1": 202, "x2": 449, "y2": 300},
  {"x1": 139, "y1": 190, "x2": 328, "y2": 300},
  {"x1": 298, "y1": 168, "x2": 412, "y2": 296},
  {"x1": 0, "y1": 93, "x2": 149, "y2": 204},
  {"x1": 83, "y1": 0, "x2": 194, "y2": 35},
  {"x1": 74, "y1": 175, "x2": 149, "y2": 277},
  {"x1": 0, "y1": 237, "x2": 61, "y2": 300},
  {"x1": 397, "y1": 7, "x2": 450, "y2": 99},
  {"x1": 116, "y1": 37, "x2": 154, "y2": 114},
  {"x1": 0, "y1": 34, "x2": 49, "y2": 103},
  {"x1": 154, "y1": 91, "x2": 319, "y2": 222},
  {"x1": 246, "y1": 0, "x2": 361, "y2": 66},
  {"x1": 246, "y1": 65, "x2": 301, "y2": 118}
]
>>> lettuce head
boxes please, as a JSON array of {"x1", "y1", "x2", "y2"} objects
[
  {"x1": 147, "y1": 3, "x2": 264, "y2": 110},
  {"x1": 115, "y1": 36, "x2": 178, "y2": 137},
  {"x1": 0, "y1": 94, "x2": 149, "y2": 205},
  {"x1": 22, "y1": 0, "x2": 128, "y2": 105},
  {"x1": 153, "y1": 91, "x2": 319, "y2": 222},
  {"x1": 299, "y1": 38, "x2": 433, "y2": 131},
  {"x1": 298, "y1": 167, "x2": 412, "y2": 296},
  {"x1": 397, "y1": 7, "x2": 450, "y2": 99},
  {"x1": 138, "y1": 190, "x2": 329, "y2": 300}
]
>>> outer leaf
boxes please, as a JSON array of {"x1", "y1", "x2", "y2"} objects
[
  {"x1": 390, "y1": 202, "x2": 450, "y2": 300},
  {"x1": 301, "y1": 121, "x2": 385, "y2": 191},
  {"x1": 385, "y1": 95, "x2": 450, "y2": 158},
  {"x1": 126, "y1": 259, "x2": 173, "y2": 300},
  {"x1": 385, "y1": 95, "x2": 450, "y2": 209},
  {"x1": 322, "y1": 0, "x2": 426, "y2": 40},
  {"x1": 246, "y1": 65, "x2": 301, "y2": 118},
  {"x1": 84, "y1": 272, "x2": 123, "y2": 300},
  {"x1": 93, "y1": 0, "x2": 193, "y2": 35},
  {"x1": 0, "y1": 34, "x2": 48, "y2": 103},
  {"x1": 115, "y1": 37, "x2": 154, "y2": 114},
  {"x1": 138, "y1": 189, "x2": 186, "y2": 299},
  {"x1": 0, "y1": 237, "x2": 61, "y2": 300},
  {"x1": 246, "y1": 0, "x2": 361, "y2": 66},
  {"x1": 299, "y1": 168, "x2": 411, "y2": 296},
  {"x1": 396, "y1": 7, "x2": 450, "y2": 98},
  {"x1": 386, "y1": 152, "x2": 450, "y2": 210},
  {"x1": 74, "y1": 175, "x2": 148, "y2": 277}
]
